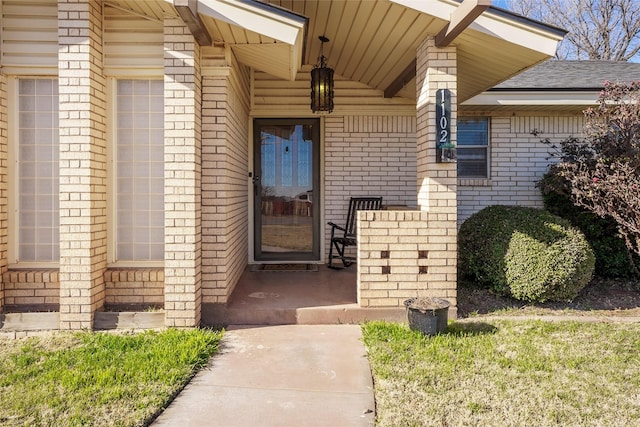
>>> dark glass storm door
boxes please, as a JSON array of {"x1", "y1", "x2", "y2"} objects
[{"x1": 253, "y1": 118, "x2": 320, "y2": 261}]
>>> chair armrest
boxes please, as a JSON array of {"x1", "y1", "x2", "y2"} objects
[{"x1": 327, "y1": 222, "x2": 346, "y2": 232}]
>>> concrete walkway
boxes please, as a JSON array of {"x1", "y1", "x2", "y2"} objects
[{"x1": 152, "y1": 324, "x2": 376, "y2": 426}]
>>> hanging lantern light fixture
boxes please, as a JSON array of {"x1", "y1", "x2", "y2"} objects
[{"x1": 310, "y1": 35, "x2": 334, "y2": 113}]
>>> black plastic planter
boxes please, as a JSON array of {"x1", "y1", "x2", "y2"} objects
[{"x1": 404, "y1": 297, "x2": 450, "y2": 335}]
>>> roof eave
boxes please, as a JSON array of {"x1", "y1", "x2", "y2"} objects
[
  {"x1": 392, "y1": 0, "x2": 566, "y2": 55},
  {"x1": 174, "y1": 0, "x2": 307, "y2": 81},
  {"x1": 462, "y1": 90, "x2": 600, "y2": 107}
]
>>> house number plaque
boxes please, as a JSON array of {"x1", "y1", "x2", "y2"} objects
[{"x1": 435, "y1": 88, "x2": 456, "y2": 163}]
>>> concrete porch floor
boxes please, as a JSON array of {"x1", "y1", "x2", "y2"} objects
[{"x1": 203, "y1": 265, "x2": 406, "y2": 326}]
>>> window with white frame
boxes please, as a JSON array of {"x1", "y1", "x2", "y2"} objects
[
  {"x1": 113, "y1": 79, "x2": 164, "y2": 262},
  {"x1": 13, "y1": 78, "x2": 60, "y2": 263},
  {"x1": 457, "y1": 117, "x2": 490, "y2": 178}
]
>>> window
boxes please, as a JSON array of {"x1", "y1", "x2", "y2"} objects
[
  {"x1": 12, "y1": 78, "x2": 59, "y2": 264},
  {"x1": 113, "y1": 80, "x2": 164, "y2": 262},
  {"x1": 457, "y1": 117, "x2": 489, "y2": 178}
]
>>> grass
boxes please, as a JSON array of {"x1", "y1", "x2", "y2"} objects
[
  {"x1": 0, "y1": 328, "x2": 223, "y2": 427},
  {"x1": 262, "y1": 224, "x2": 312, "y2": 251},
  {"x1": 362, "y1": 320, "x2": 640, "y2": 427}
]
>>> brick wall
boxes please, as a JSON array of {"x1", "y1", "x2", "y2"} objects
[
  {"x1": 357, "y1": 211, "x2": 457, "y2": 317},
  {"x1": 457, "y1": 115, "x2": 585, "y2": 222},
  {"x1": 324, "y1": 115, "x2": 417, "y2": 259},
  {"x1": 2, "y1": 270, "x2": 60, "y2": 309},
  {"x1": 104, "y1": 269, "x2": 164, "y2": 309},
  {"x1": 201, "y1": 56, "x2": 250, "y2": 304},
  {"x1": 0, "y1": 73, "x2": 7, "y2": 311},
  {"x1": 252, "y1": 70, "x2": 415, "y2": 115},
  {"x1": 58, "y1": 0, "x2": 107, "y2": 329},
  {"x1": 163, "y1": 17, "x2": 202, "y2": 327},
  {"x1": 354, "y1": 37, "x2": 458, "y2": 315}
]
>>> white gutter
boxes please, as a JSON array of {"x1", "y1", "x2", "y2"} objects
[{"x1": 462, "y1": 91, "x2": 599, "y2": 106}]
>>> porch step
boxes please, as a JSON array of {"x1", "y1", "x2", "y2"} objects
[
  {"x1": 0, "y1": 311, "x2": 165, "y2": 334},
  {"x1": 0, "y1": 308, "x2": 407, "y2": 330},
  {"x1": 0, "y1": 312, "x2": 60, "y2": 332},
  {"x1": 205, "y1": 303, "x2": 407, "y2": 326},
  {"x1": 93, "y1": 311, "x2": 165, "y2": 330},
  {"x1": 204, "y1": 266, "x2": 412, "y2": 326}
]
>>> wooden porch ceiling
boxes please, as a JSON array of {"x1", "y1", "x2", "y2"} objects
[{"x1": 107, "y1": 0, "x2": 565, "y2": 103}]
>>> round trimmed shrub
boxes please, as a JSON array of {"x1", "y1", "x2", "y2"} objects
[{"x1": 459, "y1": 205, "x2": 595, "y2": 302}]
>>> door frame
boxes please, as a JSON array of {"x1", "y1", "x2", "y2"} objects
[{"x1": 252, "y1": 118, "x2": 321, "y2": 262}]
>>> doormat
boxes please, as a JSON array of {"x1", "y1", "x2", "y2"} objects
[{"x1": 251, "y1": 263, "x2": 318, "y2": 272}]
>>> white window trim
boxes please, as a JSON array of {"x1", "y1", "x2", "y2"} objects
[
  {"x1": 106, "y1": 77, "x2": 164, "y2": 269},
  {"x1": 7, "y1": 76, "x2": 60, "y2": 269},
  {"x1": 457, "y1": 117, "x2": 491, "y2": 179}
]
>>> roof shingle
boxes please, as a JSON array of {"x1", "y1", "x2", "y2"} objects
[{"x1": 492, "y1": 60, "x2": 640, "y2": 91}]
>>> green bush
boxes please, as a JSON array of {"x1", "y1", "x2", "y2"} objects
[
  {"x1": 539, "y1": 172, "x2": 639, "y2": 278},
  {"x1": 459, "y1": 205, "x2": 595, "y2": 302}
]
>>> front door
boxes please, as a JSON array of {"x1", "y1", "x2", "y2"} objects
[{"x1": 253, "y1": 118, "x2": 320, "y2": 261}]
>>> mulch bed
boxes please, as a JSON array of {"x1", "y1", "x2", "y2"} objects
[{"x1": 457, "y1": 276, "x2": 640, "y2": 318}]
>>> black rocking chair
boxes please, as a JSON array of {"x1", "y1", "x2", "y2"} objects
[{"x1": 327, "y1": 197, "x2": 383, "y2": 269}]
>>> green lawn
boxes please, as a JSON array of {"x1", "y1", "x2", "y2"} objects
[
  {"x1": 0, "y1": 328, "x2": 223, "y2": 427},
  {"x1": 4, "y1": 318, "x2": 640, "y2": 426},
  {"x1": 363, "y1": 320, "x2": 640, "y2": 427}
]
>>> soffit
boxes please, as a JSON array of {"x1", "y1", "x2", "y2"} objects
[
  {"x1": 105, "y1": 0, "x2": 305, "y2": 81},
  {"x1": 454, "y1": 30, "x2": 553, "y2": 104},
  {"x1": 104, "y1": 0, "x2": 175, "y2": 21},
  {"x1": 263, "y1": 0, "x2": 564, "y2": 102},
  {"x1": 197, "y1": 0, "x2": 307, "y2": 81},
  {"x1": 267, "y1": 0, "x2": 441, "y2": 96},
  {"x1": 104, "y1": 0, "x2": 564, "y2": 103}
]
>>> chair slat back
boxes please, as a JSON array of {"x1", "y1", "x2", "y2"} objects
[{"x1": 344, "y1": 197, "x2": 383, "y2": 237}]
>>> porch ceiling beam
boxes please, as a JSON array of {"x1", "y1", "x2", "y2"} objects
[
  {"x1": 384, "y1": 59, "x2": 416, "y2": 99},
  {"x1": 384, "y1": 0, "x2": 490, "y2": 98},
  {"x1": 174, "y1": 0, "x2": 213, "y2": 46},
  {"x1": 435, "y1": 0, "x2": 491, "y2": 47}
]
